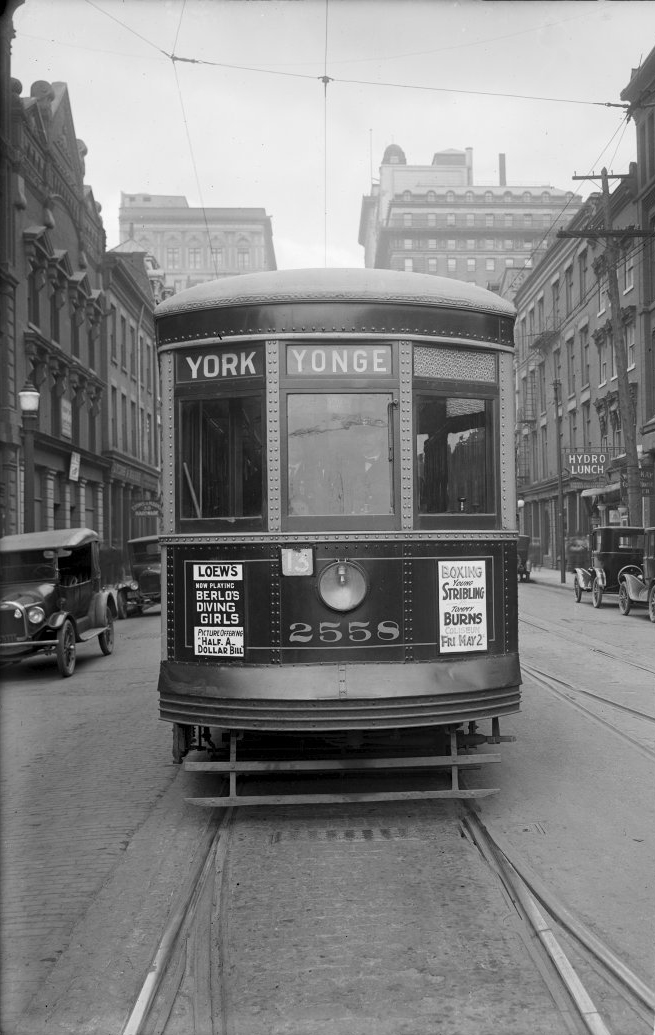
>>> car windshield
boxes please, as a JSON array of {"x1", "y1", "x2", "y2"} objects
[
  {"x1": 0, "y1": 551, "x2": 57, "y2": 583},
  {"x1": 130, "y1": 542, "x2": 160, "y2": 564}
]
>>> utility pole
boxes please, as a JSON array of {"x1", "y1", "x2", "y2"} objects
[
  {"x1": 560, "y1": 168, "x2": 642, "y2": 524},
  {"x1": 552, "y1": 378, "x2": 566, "y2": 584}
]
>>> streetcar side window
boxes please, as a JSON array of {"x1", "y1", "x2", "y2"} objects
[
  {"x1": 287, "y1": 393, "x2": 394, "y2": 518},
  {"x1": 416, "y1": 395, "x2": 494, "y2": 516},
  {"x1": 180, "y1": 396, "x2": 263, "y2": 521}
]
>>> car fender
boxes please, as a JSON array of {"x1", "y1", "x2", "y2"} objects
[
  {"x1": 90, "y1": 589, "x2": 115, "y2": 626},
  {"x1": 574, "y1": 566, "x2": 593, "y2": 589},
  {"x1": 46, "y1": 611, "x2": 77, "y2": 633},
  {"x1": 101, "y1": 587, "x2": 119, "y2": 620}
]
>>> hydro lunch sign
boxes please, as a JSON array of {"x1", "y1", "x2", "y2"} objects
[{"x1": 565, "y1": 451, "x2": 609, "y2": 478}]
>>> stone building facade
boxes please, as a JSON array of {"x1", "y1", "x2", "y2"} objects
[
  {"x1": 118, "y1": 194, "x2": 277, "y2": 294},
  {"x1": 512, "y1": 178, "x2": 647, "y2": 567},
  {"x1": 511, "y1": 45, "x2": 655, "y2": 567},
  {"x1": 359, "y1": 146, "x2": 583, "y2": 290},
  {"x1": 0, "y1": 62, "x2": 161, "y2": 549}
]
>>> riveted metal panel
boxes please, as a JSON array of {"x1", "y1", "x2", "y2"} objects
[
  {"x1": 160, "y1": 351, "x2": 176, "y2": 534},
  {"x1": 498, "y1": 351, "x2": 517, "y2": 531},
  {"x1": 399, "y1": 341, "x2": 414, "y2": 530},
  {"x1": 265, "y1": 340, "x2": 281, "y2": 532}
]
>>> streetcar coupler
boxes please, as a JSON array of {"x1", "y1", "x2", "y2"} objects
[{"x1": 457, "y1": 718, "x2": 516, "y2": 750}]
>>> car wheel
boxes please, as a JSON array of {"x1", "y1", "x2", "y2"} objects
[
  {"x1": 592, "y1": 579, "x2": 603, "y2": 608},
  {"x1": 618, "y1": 583, "x2": 631, "y2": 616},
  {"x1": 99, "y1": 609, "x2": 114, "y2": 655},
  {"x1": 648, "y1": 584, "x2": 655, "y2": 624},
  {"x1": 117, "y1": 591, "x2": 128, "y2": 620},
  {"x1": 56, "y1": 619, "x2": 76, "y2": 677},
  {"x1": 573, "y1": 575, "x2": 582, "y2": 602}
]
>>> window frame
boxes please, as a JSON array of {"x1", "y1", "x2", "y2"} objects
[{"x1": 412, "y1": 374, "x2": 499, "y2": 531}]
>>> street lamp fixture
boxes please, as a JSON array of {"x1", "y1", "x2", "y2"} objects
[{"x1": 18, "y1": 379, "x2": 40, "y2": 533}]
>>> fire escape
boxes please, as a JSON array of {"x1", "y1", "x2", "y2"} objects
[{"x1": 516, "y1": 370, "x2": 537, "y2": 489}]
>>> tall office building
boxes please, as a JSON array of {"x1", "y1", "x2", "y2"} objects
[{"x1": 359, "y1": 146, "x2": 583, "y2": 290}]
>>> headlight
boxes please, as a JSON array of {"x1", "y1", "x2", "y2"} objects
[
  {"x1": 27, "y1": 606, "x2": 45, "y2": 625},
  {"x1": 318, "y1": 561, "x2": 368, "y2": 612},
  {"x1": 130, "y1": 581, "x2": 139, "y2": 591}
]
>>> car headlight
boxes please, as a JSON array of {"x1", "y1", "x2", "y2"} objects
[
  {"x1": 130, "y1": 581, "x2": 139, "y2": 591},
  {"x1": 27, "y1": 606, "x2": 45, "y2": 625},
  {"x1": 318, "y1": 561, "x2": 368, "y2": 612}
]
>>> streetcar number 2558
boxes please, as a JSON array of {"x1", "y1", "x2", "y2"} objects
[{"x1": 288, "y1": 620, "x2": 400, "y2": 643}]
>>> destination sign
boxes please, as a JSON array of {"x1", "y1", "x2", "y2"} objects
[
  {"x1": 176, "y1": 347, "x2": 263, "y2": 383},
  {"x1": 286, "y1": 345, "x2": 392, "y2": 377}
]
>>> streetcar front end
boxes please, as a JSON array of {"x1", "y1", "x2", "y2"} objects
[{"x1": 154, "y1": 268, "x2": 520, "y2": 769}]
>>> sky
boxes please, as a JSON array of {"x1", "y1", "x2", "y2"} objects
[{"x1": 9, "y1": 0, "x2": 655, "y2": 269}]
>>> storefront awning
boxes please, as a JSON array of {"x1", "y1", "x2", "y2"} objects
[{"x1": 580, "y1": 481, "x2": 621, "y2": 499}]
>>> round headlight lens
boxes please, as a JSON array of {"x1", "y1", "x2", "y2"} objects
[
  {"x1": 27, "y1": 606, "x2": 45, "y2": 625},
  {"x1": 318, "y1": 561, "x2": 368, "y2": 613}
]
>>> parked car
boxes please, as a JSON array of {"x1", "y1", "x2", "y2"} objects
[
  {"x1": 517, "y1": 534, "x2": 532, "y2": 582},
  {"x1": 617, "y1": 526, "x2": 655, "y2": 621},
  {"x1": 573, "y1": 525, "x2": 645, "y2": 608},
  {"x1": 0, "y1": 528, "x2": 116, "y2": 676},
  {"x1": 123, "y1": 536, "x2": 161, "y2": 615}
]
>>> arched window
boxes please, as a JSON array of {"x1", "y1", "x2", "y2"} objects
[
  {"x1": 465, "y1": 191, "x2": 474, "y2": 203},
  {"x1": 541, "y1": 191, "x2": 551, "y2": 203},
  {"x1": 484, "y1": 191, "x2": 493, "y2": 203},
  {"x1": 446, "y1": 191, "x2": 455, "y2": 204},
  {"x1": 522, "y1": 191, "x2": 532, "y2": 203},
  {"x1": 403, "y1": 190, "x2": 412, "y2": 202},
  {"x1": 427, "y1": 191, "x2": 436, "y2": 203}
]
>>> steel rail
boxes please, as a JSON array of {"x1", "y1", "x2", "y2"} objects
[
  {"x1": 524, "y1": 664, "x2": 655, "y2": 763},
  {"x1": 465, "y1": 813, "x2": 655, "y2": 1021},
  {"x1": 519, "y1": 615, "x2": 655, "y2": 678},
  {"x1": 463, "y1": 811, "x2": 614, "y2": 1035},
  {"x1": 525, "y1": 664, "x2": 655, "y2": 725},
  {"x1": 122, "y1": 808, "x2": 233, "y2": 1035}
]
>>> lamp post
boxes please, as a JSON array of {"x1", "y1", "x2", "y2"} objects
[{"x1": 18, "y1": 379, "x2": 40, "y2": 533}]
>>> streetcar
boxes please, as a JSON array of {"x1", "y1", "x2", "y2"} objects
[{"x1": 154, "y1": 268, "x2": 520, "y2": 801}]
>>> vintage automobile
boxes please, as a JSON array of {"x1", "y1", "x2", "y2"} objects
[
  {"x1": 122, "y1": 535, "x2": 161, "y2": 616},
  {"x1": 617, "y1": 526, "x2": 655, "y2": 621},
  {"x1": 0, "y1": 527, "x2": 116, "y2": 676},
  {"x1": 573, "y1": 524, "x2": 645, "y2": 608},
  {"x1": 517, "y1": 534, "x2": 532, "y2": 582}
]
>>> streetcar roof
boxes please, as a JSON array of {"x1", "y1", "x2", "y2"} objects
[
  {"x1": 154, "y1": 268, "x2": 515, "y2": 320},
  {"x1": 0, "y1": 528, "x2": 98, "y2": 553}
]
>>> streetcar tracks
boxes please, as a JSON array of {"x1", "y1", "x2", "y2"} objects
[
  {"x1": 463, "y1": 808, "x2": 655, "y2": 1033},
  {"x1": 121, "y1": 791, "x2": 655, "y2": 1035},
  {"x1": 523, "y1": 664, "x2": 655, "y2": 762},
  {"x1": 122, "y1": 807, "x2": 234, "y2": 1035},
  {"x1": 520, "y1": 615, "x2": 655, "y2": 678}
]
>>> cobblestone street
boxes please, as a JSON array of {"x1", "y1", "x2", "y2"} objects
[{"x1": 0, "y1": 614, "x2": 186, "y2": 1033}]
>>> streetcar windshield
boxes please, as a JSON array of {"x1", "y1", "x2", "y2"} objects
[
  {"x1": 287, "y1": 393, "x2": 394, "y2": 517},
  {"x1": 180, "y1": 396, "x2": 263, "y2": 521},
  {"x1": 416, "y1": 395, "x2": 494, "y2": 515}
]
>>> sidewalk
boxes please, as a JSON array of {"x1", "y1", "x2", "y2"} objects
[{"x1": 522, "y1": 563, "x2": 571, "y2": 590}]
